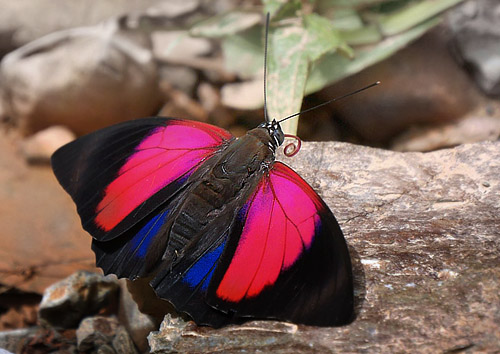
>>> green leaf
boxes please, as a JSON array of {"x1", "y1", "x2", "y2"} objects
[
  {"x1": 266, "y1": 23, "x2": 309, "y2": 134},
  {"x1": 222, "y1": 26, "x2": 264, "y2": 79},
  {"x1": 373, "y1": 0, "x2": 464, "y2": 36},
  {"x1": 330, "y1": 9, "x2": 364, "y2": 30},
  {"x1": 339, "y1": 25, "x2": 382, "y2": 45},
  {"x1": 267, "y1": 14, "x2": 350, "y2": 134},
  {"x1": 303, "y1": 13, "x2": 346, "y2": 61},
  {"x1": 305, "y1": 17, "x2": 440, "y2": 94},
  {"x1": 262, "y1": 0, "x2": 287, "y2": 16},
  {"x1": 327, "y1": 0, "x2": 394, "y2": 7},
  {"x1": 263, "y1": 0, "x2": 303, "y2": 18},
  {"x1": 190, "y1": 11, "x2": 261, "y2": 38}
]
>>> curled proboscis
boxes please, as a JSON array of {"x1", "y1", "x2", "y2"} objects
[{"x1": 283, "y1": 134, "x2": 302, "y2": 157}]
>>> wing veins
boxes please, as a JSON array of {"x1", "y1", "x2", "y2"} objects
[
  {"x1": 243, "y1": 193, "x2": 275, "y2": 299},
  {"x1": 268, "y1": 176, "x2": 306, "y2": 250},
  {"x1": 95, "y1": 150, "x2": 209, "y2": 215},
  {"x1": 106, "y1": 209, "x2": 167, "y2": 272}
]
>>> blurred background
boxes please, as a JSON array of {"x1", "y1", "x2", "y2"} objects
[{"x1": 0, "y1": 0, "x2": 498, "y2": 336}]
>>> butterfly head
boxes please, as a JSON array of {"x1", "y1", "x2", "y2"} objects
[{"x1": 258, "y1": 119, "x2": 285, "y2": 149}]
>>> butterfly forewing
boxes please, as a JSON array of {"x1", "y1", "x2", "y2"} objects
[{"x1": 51, "y1": 117, "x2": 234, "y2": 242}]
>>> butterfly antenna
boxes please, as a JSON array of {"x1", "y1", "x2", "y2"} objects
[
  {"x1": 263, "y1": 12, "x2": 270, "y2": 122},
  {"x1": 277, "y1": 81, "x2": 380, "y2": 124}
]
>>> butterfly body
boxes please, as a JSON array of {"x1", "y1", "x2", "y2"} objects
[
  {"x1": 142, "y1": 124, "x2": 281, "y2": 274},
  {"x1": 52, "y1": 117, "x2": 354, "y2": 328}
]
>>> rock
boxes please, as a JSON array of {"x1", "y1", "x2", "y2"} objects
[
  {"x1": 316, "y1": 27, "x2": 481, "y2": 145},
  {"x1": 0, "y1": 17, "x2": 162, "y2": 135},
  {"x1": 39, "y1": 271, "x2": 119, "y2": 329},
  {"x1": 145, "y1": 0, "x2": 200, "y2": 18},
  {"x1": 221, "y1": 78, "x2": 264, "y2": 110},
  {"x1": 16, "y1": 327, "x2": 78, "y2": 353},
  {"x1": 448, "y1": 0, "x2": 500, "y2": 96},
  {"x1": 152, "y1": 31, "x2": 212, "y2": 62},
  {"x1": 0, "y1": 327, "x2": 38, "y2": 353},
  {"x1": 391, "y1": 110, "x2": 500, "y2": 151},
  {"x1": 147, "y1": 140, "x2": 500, "y2": 352},
  {"x1": 0, "y1": 130, "x2": 97, "y2": 294},
  {"x1": 158, "y1": 65, "x2": 198, "y2": 94},
  {"x1": 112, "y1": 326, "x2": 139, "y2": 354},
  {"x1": 124, "y1": 277, "x2": 179, "y2": 325},
  {"x1": 20, "y1": 126, "x2": 76, "y2": 164},
  {"x1": 76, "y1": 315, "x2": 120, "y2": 351},
  {"x1": 197, "y1": 82, "x2": 220, "y2": 113},
  {"x1": 0, "y1": 0, "x2": 164, "y2": 55},
  {"x1": 158, "y1": 82, "x2": 208, "y2": 122},
  {"x1": 117, "y1": 279, "x2": 158, "y2": 353},
  {"x1": 76, "y1": 316, "x2": 138, "y2": 353}
]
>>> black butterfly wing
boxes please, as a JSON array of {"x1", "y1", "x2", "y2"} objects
[
  {"x1": 51, "y1": 117, "x2": 234, "y2": 242},
  {"x1": 52, "y1": 117, "x2": 234, "y2": 278}
]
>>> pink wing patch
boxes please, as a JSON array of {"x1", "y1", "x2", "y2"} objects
[
  {"x1": 216, "y1": 162, "x2": 324, "y2": 302},
  {"x1": 95, "y1": 120, "x2": 232, "y2": 231}
]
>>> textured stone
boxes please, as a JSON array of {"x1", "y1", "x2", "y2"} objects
[
  {"x1": 0, "y1": 0, "x2": 164, "y2": 54},
  {"x1": 0, "y1": 17, "x2": 162, "y2": 135},
  {"x1": 20, "y1": 126, "x2": 76, "y2": 164},
  {"x1": 317, "y1": 27, "x2": 481, "y2": 144},
  {"x1": 448, "y1": 0, "x2": 500, "y2": 96},
  {"x1": 152, "y1": 30, "x2": 212, "y2": 62},
  {"x1": 39, "y1": 271, "x2": 119, "y2": 329},
  {"x1": 0, "y1": 327, "x2": 37, "y2": 353},
  {"x1": 148, "y1": 140, "x2": 500, "y2": 353},
  {"x1": 76, "y1": 316, "x2": 120, "y2": 352},
  {"x1": 391, "y1": 108, "x2": 500, "y2": 151},
  {"x1": 112, "y1": 325, "x2": 139, "y2": 354},
  {"x1": 15, "y1": 327, "x2": 78, "y2": 353},
  {"x1": 117, "y1": 279, "x2": 157, "y2": 352}
]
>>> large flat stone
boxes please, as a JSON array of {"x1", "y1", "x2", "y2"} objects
[{"x1": 149, "y1": 140, "x2": 500, "y2": 353}]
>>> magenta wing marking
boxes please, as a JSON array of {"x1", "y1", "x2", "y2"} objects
[
  {"x1": 95, "y1": 121, "x2": 231, "y2": 231},
  {"x1": 216, "y1": 162, "x2": 323, "y2": 302}
]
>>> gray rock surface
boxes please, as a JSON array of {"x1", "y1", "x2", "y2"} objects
[
  {"x1": 20, "y1": 126, "x2": 76, "y2": 164},
  {"x1": 117, "y1": 279, "x2": 158, "y2": 352},
  {"x1": 76, "y1": 315, "x2": 131, "y2": 352},
  {"x1": 391, "y1": 105, "x2": 500, "y2": 151},
  {"x1": 39, "y1": 271, "x2": 119, "y2": 328},
  {"x1": 449, "y1": 0, "x2": 500, "y2": 96},
  {"x1": 0, "y1": 0, "x2": 165, "y2": 54},
  {"x1": 148, "y1": 140, "x2": 500, "y2": 353},
  {"x1": 0, "y1": 328, "x2": 37, "y2": 353},
  {"x1": 318, "y1": 27, "x2": 480, "y2": 144},
  {"x1": 0, "y1": 17, "x2": 162, "y2": 135}
]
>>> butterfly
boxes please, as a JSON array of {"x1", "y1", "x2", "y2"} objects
[
  {"x1": 51, "y1": 116, "x2": 354, "y2": 328},
  {"x1": 51, "y1": 10, "x2": 358, "y2": 327}
]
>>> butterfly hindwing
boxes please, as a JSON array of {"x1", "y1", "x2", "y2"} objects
[
  {"x1": 51, "y1": 117, "x2": 234, "y2": 242},
  {"x1": 91, "y1": 204, "x2": 173, "y2": 279},
  {"x1": 207, "y1": 162, "x2": 354, "y2": 326},
  {"x1": 148, "y1": 161, "x2": 353, "y2": 327}
]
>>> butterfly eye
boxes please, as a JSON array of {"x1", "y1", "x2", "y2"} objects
[{"x1": 271, "y1": 127, "x2": 284, "y2": 147}]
